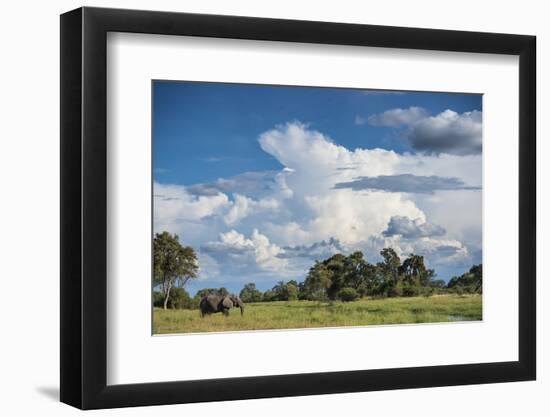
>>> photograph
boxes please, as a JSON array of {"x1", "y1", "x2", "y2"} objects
[
  {"x1": 1, "y1": 0, "x2": 542, "y2": 413},
  {"x1": 152, "y1": 81, "x2": 483, "y2": 334}
]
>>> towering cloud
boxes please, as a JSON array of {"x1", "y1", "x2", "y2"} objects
[{"x1": 155, "y1": 122, "x2": 481, "y2": 286}]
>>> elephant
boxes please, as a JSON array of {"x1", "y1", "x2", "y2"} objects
[{"x1": 199, "y1": 294, "x2": 244, "y2": 317}]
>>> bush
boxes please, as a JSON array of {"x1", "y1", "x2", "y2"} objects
[
  {"x1": 402, "y1": 284, "x2": 422, "y2": 297},
  {"x1": 387, "y1": 282, "x2": 403, "y2": 298},
  {"x1": 239, "y1": 283, "x2": 263, "y2": 303},
  {"x1": 453, "y1": 286, "x2": 465, "y2": 296},
  {"x1": 154, "y1": 288, "x2": 194, "y2": 309},
  {"x1": 286, "y1": 283, "x2": 299, "y2": 301},
  {"x1": 338, "y1": 287, "x2": 359, "y2": 302},
  {"x1": 153, "y1": 291, "x2": 165, "y2": 308},
  {"x1": 169, "y1": 287, "x2": 194, "y2": 309},
  {"x1": 464, "y1": 284, "x2": 479, "y2": 294},
  {"x1": 421, "y1": 287, "x2": 435, "y2": 297},
  {"x1": 263, "y1": 290, "x2": 277, "y2": 302}
]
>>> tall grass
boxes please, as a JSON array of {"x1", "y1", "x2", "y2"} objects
[{"x1": 153, "y1": 294, "x2": 482, "y2": 334}]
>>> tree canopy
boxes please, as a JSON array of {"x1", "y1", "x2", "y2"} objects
[
  {"x1": 447, "y1": 264, "x2": 482, "y2": 294},
  {"x1": 153, "y1": 232, "x2": 198, "y2": 309},
  {"x1": 239, "y1": 283, "x2": 263, "y2": 303},
  {"x1": 151, "y1": 233, "x2": 482, "y2": 310},
  {"x1": 298, "y1": 249, "x2": 480, "y2": 300}
]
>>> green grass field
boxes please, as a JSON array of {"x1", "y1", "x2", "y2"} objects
[{"x1": 153, "y1": 294, "x2": 482, "y2": 334}]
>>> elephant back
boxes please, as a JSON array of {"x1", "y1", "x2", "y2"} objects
[{"x1": 220, "y1": 296, "x2": 234, "y2": 310}]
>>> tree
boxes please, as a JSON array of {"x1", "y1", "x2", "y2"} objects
[
  {"x1": 298, "y1": 281, "x2": 308, "y2": 300},
  {"x1": 239, "y1": 283, "x2": 263, "y2": 303},
  {"x1": 272, "y1": 281, "x2": 287, "y2": 301},
  {"x1": 286, "y1": 282, "x2": 298, "y2": 301},
  {"x1": 153, "y1": 232, "x2": 198, "y2": 310},
  {"x1": 324, "y1": 254, "x2": 347, "y2": 299},
  {"x1": 340, "y1": 251, "x2": 379, "y2": 297},
  {"x1": 252, "y1": 248, "x2": 468, "y2": 302},
  {"x1": 338, "y1": 287, "x2": 359, "y2": 302},
  {"x1": 153, "y1": 289, "x2": 192, "y2": 309},
  {"x1": 447, "y1": 264, "x2": 482, "y2": 294},
  {"x1": 269, "y1": 281, "x2": 299, "y2": 301},
  {"x1": 400, "y1": 254, "x2": 421, "y2": 285},
  {"x1": 165, "y1": 287, "x2": 193, "y2": 309},
  {"x1": 399, "y1": 254, "x2": 433, "y2": 294},
  {"x1": 469, "y1": 264, "x2": 483, "y2": 292},
  {"x1": 302, "y1": 250, "x2": 403, "y2": 300},
  {"x1": 379, "y1": 248, "x2": 401, "y2": 286},
  {"x1": 430, "y1": 279, "x2": 446, "y2": 289},
  {"x1": 152, "y1": 291, "x2": 165, "y2": 308},
  {"x1": 356, "y1": 262, "x2": 378, "y2": 297},
  {"x1": 262, "y1": 289, "x2": 276, "y2": 302},
  {"x1": 287, "y1": 280, "x2": 299, "y2": 289},
  {"x1": 301, "y1": 261, "x2": 332, "y2": 300}
]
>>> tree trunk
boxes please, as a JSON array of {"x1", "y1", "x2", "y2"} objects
[{"x1": 163, "y1": 280, "x2": 172, "y2": 310}]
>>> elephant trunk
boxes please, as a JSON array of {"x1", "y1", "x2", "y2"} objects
[{"x1": 240, "y1": 305, "x2": 244, "y2": 316}]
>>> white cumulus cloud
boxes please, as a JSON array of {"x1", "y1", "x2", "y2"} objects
[
  {"x1": 409, "y1": 109, "x2": 482, "y2": 155},
  {"x1": 223, "y1": 194, "x2": 280, "y2": 226},
  {"x1": 155, "y1": 121, "x2": 481, "y2": 284},
  {"x1": 367, "y1": 107, "x2": 482, "y2": 155},
  {"x1": 154, "y1": 182, "x2": 230, "y2": 221},
  {"x1": 203, "y1": 229, "x2": 288, "y2": 272},
  {"x1": 367, "y1": 106, "x2": 428, "y2": 127}
]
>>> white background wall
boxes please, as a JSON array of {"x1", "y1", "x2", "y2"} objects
[{"x1": 0, "y1": 0, "x2": 546, "y2": 415}]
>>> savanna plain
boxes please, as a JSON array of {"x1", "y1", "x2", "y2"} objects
[{"x1": 153, "y1": 294, "x2": 482, "y2": 334}]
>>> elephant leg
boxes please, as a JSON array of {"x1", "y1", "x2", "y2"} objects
[{"x1": 222, "y1": 309, "x2": 229, "y2": 317}]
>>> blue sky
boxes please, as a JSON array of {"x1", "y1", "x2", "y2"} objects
[
  {"x1": 153, "y1": 81, "x2": 482, "y2": 295},
  {"x1": 153, "y1": 82, "x2": 481, "y2": 185}
]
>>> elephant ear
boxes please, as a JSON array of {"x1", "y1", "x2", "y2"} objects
[{"x1": 222, "y1": 296, "x2": 233, "y2": 309}]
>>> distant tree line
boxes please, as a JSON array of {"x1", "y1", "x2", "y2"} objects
[
  {"x1": 300, "y1": 249, "x2": 436, "y2": 301},
  {"x1": 153, "y1": 286, "x2": 232, "y2": 310},
  {"x1": 446, "y1": 264, "x2": 482, "y2": 295},
  {"x1": 153, "y1": 231, "x2": 482, "y2": 310},
  {"x1": 246, "y1": 249, "x2": 481, "y2": 303}
]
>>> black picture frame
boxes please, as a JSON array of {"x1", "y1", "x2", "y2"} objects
[{"x1": 60, "y1": 6, "x2": 536, "y2": 410}]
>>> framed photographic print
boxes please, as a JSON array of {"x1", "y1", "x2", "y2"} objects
[{"x1": 60, "y1": 6, "x2": 536, "y2": 410}]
